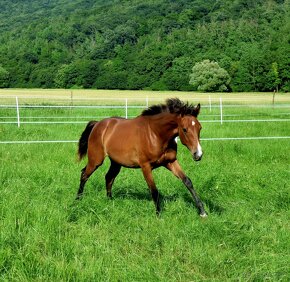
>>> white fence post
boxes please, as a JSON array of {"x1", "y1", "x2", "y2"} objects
[
  {"x1": 220, "y1": 97, "x2": 223, "y2": 125},
  {"x1": 209, "y1": 95, "x2": 212, "y2": 112},
  {"x1": 16, "y1": 96, "x2": 20, "y2": 128},
  {"x1": 125, "y1": 98, "x2": 128, "y2": 119},
  {"x1": 146, "y1": 96, "x2": 149, "y2": 108}
]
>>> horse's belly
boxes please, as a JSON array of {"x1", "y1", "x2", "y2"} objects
[
  {"x1": 108, "y1": 151, "x2": 140, "y2": 168},
  {"x1": 106, "y1": 141, "x2": 140, "y2": 168}
]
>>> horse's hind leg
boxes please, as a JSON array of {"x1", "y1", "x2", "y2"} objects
[
  {"x1": 76, "y1": 164, "x2": 97, "y2": 199},
  {"x1": 105, "y1": 159, "x2": 121, "y2": 198},
  {"x1": 76, "y1": 148, "x2": 105, "y2": 200}
]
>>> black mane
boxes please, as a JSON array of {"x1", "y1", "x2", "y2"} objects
[{"x1": 141, "y1": 98, "x2": 200, "y2": 117}]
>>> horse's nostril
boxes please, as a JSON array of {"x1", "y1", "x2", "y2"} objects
[{"x1": 193, "y1": 152, "x2": 202, "y2": 161}]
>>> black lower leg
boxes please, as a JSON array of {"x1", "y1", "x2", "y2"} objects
[
  {"x1": 76, "y1": 167, "x2": 87, "y2": 200},
  {"x1": 151, "y1": 189, "x2": 162, "y2": 215},
  {"x1": 183, "y1": 176, "x2": 207, "y2": 216}
]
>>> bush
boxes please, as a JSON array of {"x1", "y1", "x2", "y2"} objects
[{"x1": 189, "y1": 60, "x2": 231, "y2": 92}]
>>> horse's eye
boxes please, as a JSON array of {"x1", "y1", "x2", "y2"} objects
[{"x1": 183, "y1": 128, "x2": 187, "y2": 133}]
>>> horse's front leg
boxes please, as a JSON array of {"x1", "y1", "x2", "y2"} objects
[
  {"x1": 165, "y1": 160, "x2": 207, "y2": 217},
  {"x1": 141, "y1": 164, "x2": 162, "y2": 215}
]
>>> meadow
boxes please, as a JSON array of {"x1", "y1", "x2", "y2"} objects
[{"x1": 0, "y1": 90, "x2": 290, "y2": 281}]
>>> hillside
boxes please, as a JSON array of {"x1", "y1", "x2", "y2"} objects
[{"x1": 0, "y1": 0, "x2": 289, "y2": 91}]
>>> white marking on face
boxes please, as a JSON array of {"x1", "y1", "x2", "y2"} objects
[
  {"x1": 192, "y1": 121, "x2": 195, "y2": 126},
  {"x1": 196, "y1": 142, "x2": 203, "y2": 158}
]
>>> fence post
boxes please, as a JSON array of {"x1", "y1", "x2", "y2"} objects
[
  {"x1": 16, "y1": 96, "x2": 20, "y2": 128},
  {"x1": 220, "y1": 97, "x2": 223, "y2": 125},
  {"x1": 272, "y1": 90, "x2": 276, "y2": 108},
  {"x1": 70, "y1": 90, "x2": 73, "y2": 107},
  {"x1": 125, "y1": 98, "x2": 128, "y2": 119},
  {"x1": 146, "y1": 96, "x2": 149, "y2": 108},
  {"x1": 209, "y1": 95, "x2": 212, "y2": 112}
]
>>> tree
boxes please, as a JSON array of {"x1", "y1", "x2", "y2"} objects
[
  {"x1": 54, "y1": 64, "x2": 78, "y2": 88},
  {"x1": 161, "y1": 56, "x2": 194, "y2": 91},
  {"x1": 266, "y1": 62, "x2": 281, "y2": 92},
  {"x1": 0, "y1": 66, "x2": 10, "y2": 88},
  {"x1": 231, "y1": 43, "x2": 267, "y2": 92},
  {"x1": 30, "y1": 66, "x2": 56, "y2": 88},
  {"x1": 189, "y1": 60, "x2": 231, "y2": 92}
]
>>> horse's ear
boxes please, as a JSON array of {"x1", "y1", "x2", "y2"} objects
[{"x1": 193, "y1": 103, "x2": 200, "y2": 117}]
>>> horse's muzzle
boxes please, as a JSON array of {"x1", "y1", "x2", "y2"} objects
[
  {"x1": 193, "y1": 142, "x2": 203, "y2": 161},
  {"x1": 193, "y1": 152, "x2": 202, "y2": 161}
]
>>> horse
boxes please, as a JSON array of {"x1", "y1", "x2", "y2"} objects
[{"x1": 76, "y1": 98, "x2": 207, "y2": 217}]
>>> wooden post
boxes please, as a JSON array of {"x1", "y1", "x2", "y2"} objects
[
  {"x1": 272, "y1": 90, "x2": 276, "y2": 107},
  {"x1": 125, "y1": 98, "x2": 128, "y2": 119}
]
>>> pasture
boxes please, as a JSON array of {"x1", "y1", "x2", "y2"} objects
[{"x1": 0, "y1": 90, "x2": 290, "y2": 281}]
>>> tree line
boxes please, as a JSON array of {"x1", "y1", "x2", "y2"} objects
[{"x1": 0, "y1": 0, "x2": 289, "y2": 92}]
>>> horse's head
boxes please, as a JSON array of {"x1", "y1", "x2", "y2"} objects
[{"x1": 178, "y1": 104, "x2": 202, "y2": 161}]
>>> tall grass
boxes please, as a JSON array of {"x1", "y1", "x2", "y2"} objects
[{"x1": 0, "y1": 96, "x2": 289, "y2": 281}]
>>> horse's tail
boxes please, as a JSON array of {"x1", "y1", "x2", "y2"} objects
[{"x1": 78, "y1": 120, "x2": 98, "y2": 161}]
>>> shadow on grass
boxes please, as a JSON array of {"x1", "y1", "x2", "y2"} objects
[
  {"x1": 68, "y1": 181, "x2": 224, "y2": 223},
  {"x1": 113, "y1": 189, "x2": 151, "y2": 201},
  {"x1": 181, "y1": 193, "x2": 225, "y2": 215},
  {"x1": 67, "y1": 187, "x2": 183, "y2": 222}
]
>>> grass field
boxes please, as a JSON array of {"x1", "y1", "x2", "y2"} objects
[
  {"x1": 0, "y1": 90, "x2": 290, "y2": 281},
  {"x1": 1, "y1": 88, "x2": 290, "y2": 104}
]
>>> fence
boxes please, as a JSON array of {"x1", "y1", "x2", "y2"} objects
[{"x1": 1, "y1": 95, "x2": 290, "y2": 128}]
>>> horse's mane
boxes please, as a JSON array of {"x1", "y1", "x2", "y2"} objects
[{"x1": 141, "y1": 98, "x2": 200, "y2": 117}]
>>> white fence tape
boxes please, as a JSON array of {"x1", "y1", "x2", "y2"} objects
[
  {"x1": 1, "y1": 136, "x2": 290, "y2": 144},
  {"x1": 1, "y1": 119, "x2": 290, "y2": 125},
  {"x1": 1, "y1": 96, "x2": 289, "y2": 126}
]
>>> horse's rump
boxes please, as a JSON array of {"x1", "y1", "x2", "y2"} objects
[{"x1": 96, "y1": 117, "x2": 143, "y2": 167}]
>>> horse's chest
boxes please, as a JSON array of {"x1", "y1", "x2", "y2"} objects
[{"x1": 155, "y1": 148, "x2": 177, "y2": 165}]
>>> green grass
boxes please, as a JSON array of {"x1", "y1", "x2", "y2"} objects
[{"x1": 0, "y1": 94, "x2": 290, "y2": 281}]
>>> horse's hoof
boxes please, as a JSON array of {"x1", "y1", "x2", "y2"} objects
[
  {"x1": 75, "y1": 194, "x2": 83, "y2": 200},
  {"x1": 200, "y1": 212, "x2": 208, "y2": 218}
]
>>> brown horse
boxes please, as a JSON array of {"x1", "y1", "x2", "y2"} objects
[{"x1": 77, "y1": 98, "x2": 207, "y2": 217}]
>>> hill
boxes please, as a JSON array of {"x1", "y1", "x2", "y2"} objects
[{"x1": 0, "y1": 0, "x2": 289, "y2": 91}]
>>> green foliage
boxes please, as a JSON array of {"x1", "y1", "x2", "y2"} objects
[
  {"x1": 0, "y1": 66, "x2": 9, "y2": 88},
  {"x1": 55, "y1": 60, "x2": 99, "y2": 88},
  {"x1": 189, "y1": 60, "x2": 231, "y2": 92},
  {"x1": 267, "y1": 62, "x2": 281, "y2": 92},
  {"x1": 0, "y1": 0, "x2": 289, "y2": 91},
  {"x1": 162, "y1": 56, "x2": 195, "y2": 91}
]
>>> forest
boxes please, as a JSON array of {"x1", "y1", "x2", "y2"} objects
[{"x1": 0, "y1": 0, "x2": 289, "y2": 92}]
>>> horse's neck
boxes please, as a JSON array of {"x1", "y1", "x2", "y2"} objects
[{"x1": 149, "y1": 113, "x2": 179, "y2": 141}]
